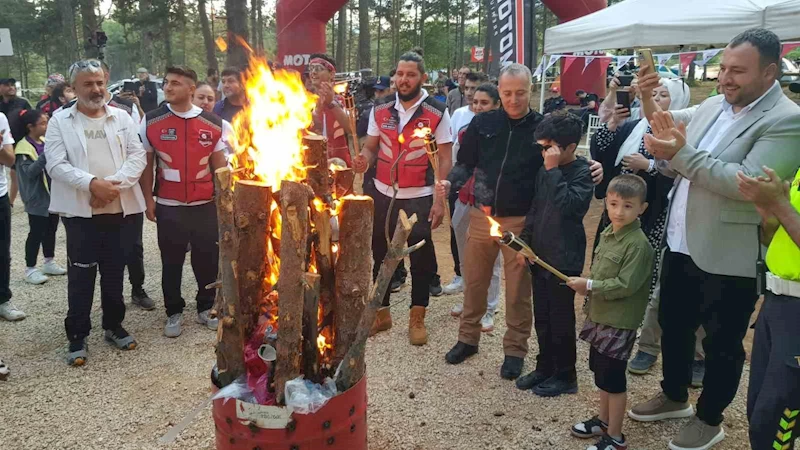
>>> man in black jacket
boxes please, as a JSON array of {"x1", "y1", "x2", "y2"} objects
[
  {"x1": 445, "y1": 63, "x2": 603, "y2": 380},
  {"x1": 134, "y1": 68, "x2": 159, "y2": 113}
]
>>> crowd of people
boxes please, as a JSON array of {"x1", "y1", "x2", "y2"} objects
[{"x1": 0, "y1": 26, "x2": 798, "y2": 450}]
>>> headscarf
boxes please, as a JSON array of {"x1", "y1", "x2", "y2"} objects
[
  {"x1": 46, "y1": 73, "x2": 65, "y2": 88},
  {"x1": 615, "y1": 78, "x2": 690, "y2": 166}
]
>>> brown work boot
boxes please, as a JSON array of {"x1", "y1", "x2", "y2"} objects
[
  {"x1": 369, "y1": 307, "x2": 392, "y2": 337},
  {"x1": 628, "y1": 392, "x2": 694, "y2": 422},
  {"x1": 408, "y1": 306, "x2": 428, "y2": 346},
  {"x1": 669, "y1": 416, "x2": 725, "y2": 450}
]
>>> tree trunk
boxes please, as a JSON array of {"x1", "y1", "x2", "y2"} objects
[
  {"x1": 335, "y1": 6, "x2": 347, "y2": 70},
  {"x1": 333, "y1": 197, "x2": 374, "y2": 365},
  {"x1": 445, "y1": 0, "x2": 451, "y2": 71},
  {"x1": 61, "y1": 0, "x2": 80, "y2": 65},
  {"x1": 358, "y1": 0, "x2": 371, "y2": 70},
  {"x1": 250, "y1": 0, "x2": 259, "y2": 50},
  {"x1": 257, "y1": 0, "x2": 265, "y2": 52},
  {"x1": 419, "y1": 0, "x2": 425, "y2": 49},
  {"x1": 483, "y1": 0, "x2": 490, "y2": 73},
  {"x1": 225, "y1": 0, "x2": 250, "y2": 68},
  {"x1": 79, "y1": 0, "x2": 99, "y2": 59},
  {"x1": 459, "y1": 0, "x2": 466, "y2": 67},
  {"x1": 393, "y1": 0, "x2": 400, "y2": 63},
  {"x1": 163, "y1": 8, "x2": 174, "y2": 67},
  {"x1": 274, "y1": 180, "x2": 312, "y2": 404},
  {"x1": 139, "y1": 0, "x2": 154, "y2": 73},
  {"x1": 376, "y1": 2, "x2": 382, "y2": 74},
  {"x1": 198, "y1": 0, "x2": 218, "y2": 73}
]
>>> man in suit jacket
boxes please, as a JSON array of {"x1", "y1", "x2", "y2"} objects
[{"x1": 627, "y1": 28, "x2": 800, "y2": 450}]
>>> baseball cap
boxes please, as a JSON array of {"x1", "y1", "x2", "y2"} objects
[
  {"x1": 0, "y1": 78, "x2": 16, "y2": 85},
  {"x1": 374, "y1": 76, "x2": 391, "y2": 91},
  {"x1": 137, "y1": 67, "x2": 149, "y2": 74}
]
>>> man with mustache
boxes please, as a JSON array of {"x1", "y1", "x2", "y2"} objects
[
  {"x1": 45, "y1": 59, "x2": 147, "y2": 366},
  {"x1": 353, "y1": 51, "x2": 453, "y2": 346}
]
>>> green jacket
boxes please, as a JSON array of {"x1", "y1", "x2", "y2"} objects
[
  {"x1": 14, "y1": 137, "x2": 50, "y2": 217},
  {"x1": 588, "y1": 220, "x2": 655, "y2": 330}
]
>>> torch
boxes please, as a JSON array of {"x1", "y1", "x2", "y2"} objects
[
  {"x1": 411, "y1": 129, "x2": 451, "y2": 225},
  {"x1": 334, "y1": 82, "x2": 359, "y2": 166},
  {"x1": 487, "y1": 217, "x2": 570, "y2": 282}
]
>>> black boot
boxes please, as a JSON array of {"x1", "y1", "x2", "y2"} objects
[
  {"x1": 429, "y1": 274, "x2": 443, "y2": 297},
  {"x1": 500, "y1": 356, "x2": 524, "y2": 380},
  {"x1": 445, "y1": 341, "x2": 478, "y2": 364},
  {"x1": 516, "y1": 370, "x2": 551, "y2": 390},
  {"x1": 131, "y1": 287, "x2": 155, "y2": 310},
  {"x1": 532, "y1": 375, "x2": 578, "y2": 397}
]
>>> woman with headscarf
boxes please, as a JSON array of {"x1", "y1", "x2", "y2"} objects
[{"x1": 591, "y1": 77, "x2": 706, "y2": 379}]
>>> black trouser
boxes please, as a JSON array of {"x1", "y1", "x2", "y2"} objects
[
  {"x1": 658, "y1": 251, "x2": 757, "y2": 426},
  {"x1": 590, "y1": 346, "x2": 628, "y2": 394},
  {"x1": 25, "y1": 213, "x2": 59, "y2": 268},
  {"x1": 126, "y1": 212, "x2": 145, "y2": 290},
  {"x1": 0, "y1": 195, "x2": 11, "y2": 305},
  {"x1": 63, "y1": 213, "x2": 138, "y2": 342},
  {"x1": 372, "y1": 191, "x2": 435, "y2": 308},
  {"x1": 449, "y1": 192, "x2": 460, "y2": 277},
  {"x1": 532, "y1": 268, "x2": 577, "y2": 381},
  {"x1": 156, "y1": 202, "x2": 218, "y2": 316},
  {"x1": 748, "y1": 291, "x2": 800, "y2": 450}
]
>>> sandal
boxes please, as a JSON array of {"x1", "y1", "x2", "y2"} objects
[
  {"x1": 0, "y1": 358, "x2": 9, "y2": 380},
  {"x1": 104, "y1": 328, "x2": 137, "y2": 350},
  {"x1": 67, "y1": 340, "x2": 88, "y2": 367}
]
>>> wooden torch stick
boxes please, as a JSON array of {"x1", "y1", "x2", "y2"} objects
[
  {"x1": 424, "y1": 132, "x2": 451, "y2": 225},
  {"x1": 342, "y1": 91, "x2": 359, "y2": 165},
  {"x1": 499, "y1": 231, "x2": 570, "y2": 282}
]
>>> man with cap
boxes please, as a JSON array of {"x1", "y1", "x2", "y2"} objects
[
  {"x1": 0, "y1": 78, "x2": 33, "y2": 142},
  {"x1": 36, "y1": 73, "x2": 66, "y2": 117},
  {"x1": 134, "y1": 67, "x2": 159, "y2": 113}
]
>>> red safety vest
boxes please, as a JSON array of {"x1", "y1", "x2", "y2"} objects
[
  {"x1": 322, "y1": 109, "x2": 352, "y2": 167},
  {"x1": 373, "y1": 96, "x2": 446, "y2": 188},
  {"x1": 145, "y1": 105, "x2": 223, "y2": 203}
]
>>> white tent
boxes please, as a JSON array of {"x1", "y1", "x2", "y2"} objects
[{"x1": 544, "y1": 0, "x2": 800, "y2": 54}]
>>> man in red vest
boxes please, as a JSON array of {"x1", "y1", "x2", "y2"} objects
[
  {"x1": 139, "y1": 66, "x2": 228, "y2": 338},
  {"x1": 307, "y1": 54, "x2": 353, "y2": 166},
  {"x1": 353, "y1": 51, "x2": 453, "y2": 346}
]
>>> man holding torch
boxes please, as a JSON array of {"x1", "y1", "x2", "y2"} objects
[
  {"x1": 307, "y1": 53, "x2": 354, "y2": 166},
  {"x1": 353, "y1": 51, "x2": 452, "y2": 346}
]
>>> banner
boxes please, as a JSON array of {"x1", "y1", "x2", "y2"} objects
[
  {"x1": 782, "y1": 42, "x2": 800, "y2": 58},
  {"x1": 695, "y1": 49, "x2": 721, "y2": 67},
  {"x1": 471, "y1": 47, "x2": 493, "y2": 63},
  {"x1": 582, "y1": 56, "x2": 595, "y2": 74},
  {"x1": 488, "y1": 0, "x2": 534, "y2": 76},
  {"x1": 544, "y1": 54, "x2": 561, "y2": 72},
  {"x1": 679, "y1": 53, "x2": 697, "y2": 73},
  {"x1": 563, "y1": 57, "x2": 578, "y2": 74},
  {"x1": 656, "y1": 53, "x2": 674, "y2": 66},
  {"x1": 616, "y1": 55, "x2": 633, "y2": 71}
]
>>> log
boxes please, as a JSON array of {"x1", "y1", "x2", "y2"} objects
[
  {"x1": 275, "y1": 180, "x2": 312, "y2": 404},
  {"x1": 301, "y1": 273, "x2": 322, "y2": 383},
  {"x1": 214, "y1": 167, "x2": 246, "y2": 387},
  {"x1": 302, "y1": 134, "x2": 330, "y2": 199},
  {"x1": 332, "y1": 168, "x2": 355, "y2": 198},
  {"x1": 311, "y1": 207, "x2": 334, "y2": 327},
  {"x1": 333, "y1": 196, "x2": 374, "y2": 365},
  {"x1": 234, "y1": 180, "x2": 272, "y2": 341},
  {"x1": 336, "y1": 209, "x2": 422, "y2": 391}
]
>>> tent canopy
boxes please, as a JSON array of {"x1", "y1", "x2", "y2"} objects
[{"x1": 544, "y1": 0, "x2": 800, "y2": 54}]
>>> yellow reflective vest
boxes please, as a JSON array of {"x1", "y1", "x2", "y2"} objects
[{"x1": 765, "y1": 168, "x2": 800, "y2": 281}]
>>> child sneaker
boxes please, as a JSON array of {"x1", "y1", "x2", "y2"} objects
[
  {"x1": 571, "y1": 416, "x2": 608, "y2": 438},
  {"x1": 587, "y1": 434, "x2": 627, "y2": 450},
  {"x1": 24, "y1": 269, "x2": 49, "y2": 285},
  {"x1": 41, "y1": 260, "x2": 67, "y2": 276}
]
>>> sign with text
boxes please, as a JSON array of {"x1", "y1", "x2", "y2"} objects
[{"x1": 488, "y1": 0, "x2": 534, "y2": 75}]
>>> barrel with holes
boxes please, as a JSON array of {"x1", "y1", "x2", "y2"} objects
[{"x1": 212, "y1": 376, "x2": 367, "y2": 450}]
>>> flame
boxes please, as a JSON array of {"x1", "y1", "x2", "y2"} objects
[
  {"x1": 215, "y1": 36, "x2": 228, "y2": 52},
  {"x1": 397, "y1": 134, "x2": 405, "y2": 145},
  {"x1": 229, "y1": 58, "x2": 317, "y2": 187},
  {"x1": 411, "y1": 127, "x2": 433, "y2": 140},
  {"x1": 317, "y1": 334, "x2": 333, "y2": 356},
  {"x1": 312, "y1": 198, "x2": 325, "y2": 213},
  {"x1": 487, "y1": 216, "x2": 503, "y2": 238},
  {"x1": 332, "y1": 243, "x2": 339, "y2": 254},
  {"x1": 333, "y1": 82, "x2": 349, "y2": 95}
]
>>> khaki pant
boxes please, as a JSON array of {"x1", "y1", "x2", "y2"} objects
[{"x1": 458, "y1": 209, "x2": 532, "y2": 357}]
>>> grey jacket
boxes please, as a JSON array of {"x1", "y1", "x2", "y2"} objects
[
  {"x1": 446, "y1": 87, "x2": 467, "y2": 115},
  {"x1": 662, "y1": 82, "x2": 800, "y2": 278},
  {"x1": 14, "y1": 137, "x2": 50, "y2": 217}
]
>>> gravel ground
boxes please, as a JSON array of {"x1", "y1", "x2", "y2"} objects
[{"x1": 0, "y1": 198, "x2": 757, "y2": 450}]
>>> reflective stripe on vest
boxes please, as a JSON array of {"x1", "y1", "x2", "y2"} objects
[
  {"x1": 373, "y1": 99, "x2": 443, "y2": 188},
  {"x1": 766, "y1": 168, "x2": 800, "y2": 281}
]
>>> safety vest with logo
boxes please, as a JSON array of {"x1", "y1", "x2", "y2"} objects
[
  {"x1": 145, "y1": 105, "x2": 223, "y2": 204},
  {"x1": 373, "y1": 96, "x2": 445, "y2": 188},
  {"x1": 322, "y1": 105, "x2": 351, "y2": 167},
  {"x1": 765, "y1": 168, "x2": 800, "y2": 281}
]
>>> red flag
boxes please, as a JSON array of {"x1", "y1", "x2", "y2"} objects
[
  {"x1": 563, "y1": 57, "x2": 578, "y2": 73},
  {"x1": 679, "y1": 53, "x2": 697, "y2": 74},
  {"x1": 782, "y1": 43, "x2": 800, "y2": 58}
]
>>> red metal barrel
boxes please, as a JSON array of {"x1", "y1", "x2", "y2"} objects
[{"x1": 213, "y1": 376, "x2": 368, "y2": 450}]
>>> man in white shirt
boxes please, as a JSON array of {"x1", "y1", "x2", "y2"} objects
[
  {"x1": 0, "y1": 112, "x2": 25, "y2": 322},
  {"x1": 353, "y1": 51, "x2": 453, "y2": 346},
  {"x1": 628, "y1": 29, "x2": 800, "y2": 450},
  {"x1": 139, "y1": 66, "x2": 228, "y2": 338},
  {"x1": 46, "y1": 60, "x2": 147, "y2": 366}
]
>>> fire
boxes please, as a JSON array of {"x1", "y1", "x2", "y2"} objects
[
  {"x1": 487, "y1": 216, "x2": 503, "y2": 238},
  {"x1": 317, "y1": 334, "x2": 333, "y2": 355},
  {"x1": 229, "y1": 59, "x2": 317, "y2": 187},
  {"x1": 411, "y1": 127, "x2": 433, "y2": 140},
  {"x1": 214, "y1": 36, "x2": 228, "y2": 52},
  {"x1": 332, "y1": 243, "x2": 339, "y2": 254},
  {"x1": 333, "y1": 82, "x2": 349, "y2": 95}
]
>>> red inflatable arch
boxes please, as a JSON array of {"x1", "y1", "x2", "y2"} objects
[{"x1": 275, "y1": 0, "x2": 348, "y2": 71}]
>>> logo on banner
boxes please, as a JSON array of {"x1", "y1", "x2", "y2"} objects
[
  {"x1": 656, "y1": 54, "x2": 674, "y2": 66},
  {"x1": 695, "y1": 49, "x2": 721, "y2": 67}
]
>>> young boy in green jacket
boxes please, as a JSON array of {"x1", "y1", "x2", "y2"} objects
[{"x1": 566, "y1": 174, "x2": 655, "y2": 450}]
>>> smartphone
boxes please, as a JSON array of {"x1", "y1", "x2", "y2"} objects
[
  {"x1": 122, "y1": 81, "x2": 138, "y2": 93},
  {"x1": 618, "y1": 74, "x2": 634, "y2": 87},
  {"x1": 616, "y1": 91, "x2": 631, "y2": 110},
  {"x1": 636, "y1": 48, "x2": 655, "y2": 76}
]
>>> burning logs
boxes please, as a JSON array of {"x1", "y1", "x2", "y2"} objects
[
  {"x1": 234, "y1": 181, "x2": 272, "y2": 338},
  {"x1": 333, "y1": 197, "x2": 374, "y2": 365},
  {"x1": 275, "y1": 180, "x2": 312, "y2": 403},
  {"x1": 302, "y1": 273, "x2": 322, "y2": 383},
  {"x1": 302, "y1": 135, "x2": 330, "y2": 200},
  {"x1": 214, "y1": 167, "x2": 246, "y2": 387}
]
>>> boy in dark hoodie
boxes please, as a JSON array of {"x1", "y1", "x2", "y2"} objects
[{"x1": 516, "y1": 112, "x2": 594, "y2": 397}]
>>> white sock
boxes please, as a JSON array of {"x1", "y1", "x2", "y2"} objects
[
  {"x1": 25, "y1": 267, "x2": 37, "y2": 277},
  {"x1": 44, "y1": 257, "x2": 54, "y2": 264}
]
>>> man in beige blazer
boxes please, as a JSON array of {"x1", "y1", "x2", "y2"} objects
[{"x1": 625, "y1": 28, "x2": 800, "y2": 450}]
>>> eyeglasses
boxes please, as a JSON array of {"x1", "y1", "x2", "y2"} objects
[{"x1": 69, "y1": 60, "x2": 103, "y2": 79}]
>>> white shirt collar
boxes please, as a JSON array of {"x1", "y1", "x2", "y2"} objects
[
  {"x1": 394, "y1": 89, "x2": 429, "y2": 114},
  {"x1": 721, "y1": 80, "x2": 779, "y2": 117},
  {"x1": 167, "y1": 103, "x2": 203, "y2": 118},
  {"x1": 65, "y1": 100, "x2": 117, "y2": 121}
]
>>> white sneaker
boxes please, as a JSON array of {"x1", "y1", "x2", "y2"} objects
[
  {"x1": 442, "y1": 275, "x2": 464, "y2": 295},
  {"x1": 41, "y1": 261, "x2": 67, "y2": 276},
  {"x1": 164, "y1": 313, "x2": 184, "y2": 338},
  {"x1": 450, "y1": 303, "x2": 464, "y2": 317},
  {"x1": 24, "y1": 269, "x2": 49, "y2": 285},
  {"x1": 481, "y1": 311, "x2": 495, "y2": 333},
  {"x1": 0, "y1": 358, "x2": 9, "y2": 380},
  {"x1": 196, "y1": 310, "x2": 219, "y2": 331},
  {"x1": 0, "y1": 302, "x2": 27, "y2": 321}
]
